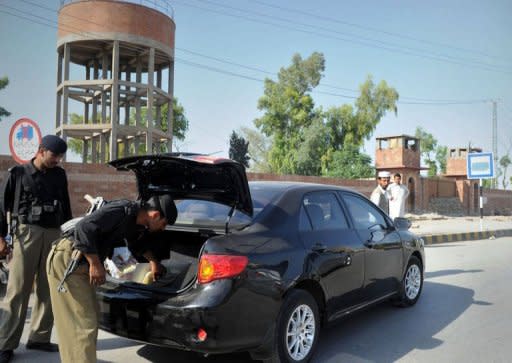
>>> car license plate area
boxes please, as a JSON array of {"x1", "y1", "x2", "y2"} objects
[{"x1": 102, "y1": 300, "x2": 153, "y2": 339}]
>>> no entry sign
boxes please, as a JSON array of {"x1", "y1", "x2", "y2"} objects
[{"x1": 8, "y1": 118, "x2": 42, "y2": 164}]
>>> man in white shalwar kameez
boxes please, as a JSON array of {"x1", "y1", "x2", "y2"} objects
[
  {"x1": 388, "y1": 173, "x2": 409, "y2": 219},
  {"x1": 370, "y1": 171, "x2": 391, "y2": 214}
]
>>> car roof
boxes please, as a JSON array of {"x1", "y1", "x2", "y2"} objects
[{"x1": 249, "y1": 180, "x2": 358, "y2": 194}]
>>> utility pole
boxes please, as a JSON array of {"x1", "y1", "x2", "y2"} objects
[{"x1": 492, "y1": 100, "x2": 498, "y2": 189}]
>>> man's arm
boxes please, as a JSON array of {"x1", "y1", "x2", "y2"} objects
[
  {"x1": 370, "y1": 189, "x2": 381, "y2": 206},
  {"x1": 0, "y1": 171, "x2": 16, "y2": 256},
  {"x1": 142, "y1": 250, "x2": 166, "y2": 281},
  {"x1": 403, "y1": 185, "x2": 410, "y2": 198},
  {"x1": 61, "y1": 170, "x2": 73, "y2": 222},
  {"x1": 83, "y1": 252, "x2": 106, "y2": 286}
]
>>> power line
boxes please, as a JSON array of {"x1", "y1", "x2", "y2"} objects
[
  {"x1": 249, "y1": 0, "x2": 512, "y2": 64},
  {"x1": 171, "y1": 0, "x2": 512, "y2": 74},
  {"x1": 195, "y1": 0, "x2": 511, "y2": 70},
  {"x1": 0, "y1": 2, "x2": 497, "y2": 105}
]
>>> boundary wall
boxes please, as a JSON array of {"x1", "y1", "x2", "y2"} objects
[{"x1": 1, "y1": 156, "x2": 510, "y2": 216}]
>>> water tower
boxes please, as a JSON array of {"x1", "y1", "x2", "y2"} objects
[{"x1": 55, "y1": 0, "x2": 175, "y2": 162}]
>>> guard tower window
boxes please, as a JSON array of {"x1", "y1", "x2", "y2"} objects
[{"x1": 405, "y1": 139, "x2": 417, "y2": 151}]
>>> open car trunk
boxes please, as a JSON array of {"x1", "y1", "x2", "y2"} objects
[
  {"x1": 105, "y1": 229, "x2": 217, "y2": 292},
  {"x1": 104, "y1": 154, "x2": 255, "y2": 292}
]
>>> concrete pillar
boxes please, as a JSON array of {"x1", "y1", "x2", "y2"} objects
[
  {"x1": 167, "y1": 60, "x2": 174, "y2": 151},
  {"x1": 56, "y1": 50, "x2": 63, "y2": 129},
  {"x1": 92, "y1": 59, "x2": 99, "y2": 124},
  {"x1": 146, "y1": 47, "x2": 154, "y2": 154},
  {"x1": 101, "y1": 52, "x2": 108, "y2": 125},
  {"x1": 100, "y1": 132, "x2": 107, "y2": 164},
  {"x1": 91, "y1": 136, "x2": 97, "y2": 163},
  {"x1": 83, "y1": 139, "x2": 89, "y2": 163},
  {"x1": 62, "y1": 43, "x2": 70, "y2": 126},
  {"x1": 110, "y1": 41, "x2": 120, "y2": 161},
  {"x1": 135, "y1": 57, "x2": 142, "y2": 128},
  {"x1": 84, "y1": 64, "x2": 90, "y2": 124},
  {"x1": 124, "y1": 138, "x2": 129, "y2": 158},
  {"x1": 125, "y1": 70, "x2": 131, "y2": 126},
  {"x1": 156, "y1": 69, "x2": 162, "y2": 130}
]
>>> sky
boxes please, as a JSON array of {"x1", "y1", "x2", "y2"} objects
[{"x1": 1, "y1": 0, "x2": 511, "y2": 172}]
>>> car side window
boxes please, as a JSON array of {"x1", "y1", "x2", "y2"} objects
[
  {"x1": 341, "y1": 193, "x2": 388, "y2": 230},
  {"x1": 298, "y1": 205, "x2": 312, "y2": 231},
  {"x1": 303, "y1": 192, "x2": 348, "y2": 230}
]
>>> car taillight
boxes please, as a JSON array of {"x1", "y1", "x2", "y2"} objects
[{"x1": 198, "y1": 254, "x2": 248, "y2": 284}]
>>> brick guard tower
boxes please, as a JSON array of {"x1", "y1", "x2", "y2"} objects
[
  {"x1": 444, "y1": 147, "x2": 482, "y2": 213},
  {"x1": 375, "y1": 135, "x2": 424, "y2": 212}
]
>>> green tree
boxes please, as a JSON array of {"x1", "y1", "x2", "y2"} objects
[
  {"x1": 499, "y1": 154, "x2": 511, "y2": 189},
  {"x1": 239, "y1": 127, "x2": 271, "y2": 173},
  {"x1": 229, "y1": 130, "x2": 250, "y2": 167},
  {"x1": 415, "y1": 126, "x2": 445, "y2": 176},
  {"x1": 324, "y1": 77, "x2": 398, "y2": 148},
  {"x1": 0, "y1": 77, "x2": 11, "y2": 122},
  {"x1": 435, "y1": 145, "x2": 448, "y2": 175},
  {"x1": 254, "y1": 52, "x2": 325, "y2": 174},
  {"x1": 296, "y1": 119, "x2": 330, "y2": 175},
  {"x1": 324, "y1": 144, "x2": 374, "y2": 179},
  {"x1": 129, "y1": 97, "x2": 189, "y2": 141},
  {"x1": 254, "y1": 53, "x2": 399, "y2": 177}
]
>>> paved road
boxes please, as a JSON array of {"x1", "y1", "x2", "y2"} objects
[{"x1": 3, "y1": 237, "x2": 512, "y2": 362}]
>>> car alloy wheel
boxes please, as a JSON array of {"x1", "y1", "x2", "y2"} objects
[
  {"x1": 285, "y1": 304, "x2": 316, "y2": 361},
  {"x1": 405, "y1": 263, "x2": 421, "y2": 300},
  {"x1": 265, "y1": 289, "x2": 320, "y2": 363},
  {"x1": 395, "y1": 256, "x2": 423, "y2": 307}
]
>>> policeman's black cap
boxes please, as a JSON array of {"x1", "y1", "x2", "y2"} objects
[
  {"x1": 145, "y1": 194, "x2": 177, "y2": 224},
  {"x1": 41, "y1": 135, "x2": 67, "y2": 154}
]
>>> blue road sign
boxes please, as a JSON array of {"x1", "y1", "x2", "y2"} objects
[{"x1": 467, "y1": 152, "x2": 494, "y2": 179}]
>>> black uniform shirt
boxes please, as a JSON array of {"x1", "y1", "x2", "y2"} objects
[
  {"x1": 72, "y1": 200, "x2": 147, "y2": 262},
  {"x1": 0, "y1": 159, "x2": 72, "y2": 236}
]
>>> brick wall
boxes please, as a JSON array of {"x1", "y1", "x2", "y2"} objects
[
  {"x1": 0, "y1": 156, "x2": 136, "y2": 217},
  {"x1": 485, "y1": 189, "x2": 512, "y2": 215},
  {"x1": 1, "y1": 155, "x2": 511, "y2": 216}
]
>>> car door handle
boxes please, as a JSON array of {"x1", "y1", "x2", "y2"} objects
[{"x1": 312, "y1": 243, "x2": 327, "y2": 253}]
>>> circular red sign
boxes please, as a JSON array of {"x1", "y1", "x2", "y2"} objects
[{"x1": 8, "y1": 118, "x2": 42, "y2": 164}]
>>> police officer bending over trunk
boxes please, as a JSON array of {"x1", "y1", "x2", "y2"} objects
[
  {"x1": 0, "y1": 135, "x2": 71, "y2": 363},
  {"x1": 47, "y1": 194, "x2": 177, "y2": 363}
]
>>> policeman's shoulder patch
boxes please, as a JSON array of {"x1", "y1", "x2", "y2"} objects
[{"x1": 8, "y1": 165, "x2": 23, "y2": 174}]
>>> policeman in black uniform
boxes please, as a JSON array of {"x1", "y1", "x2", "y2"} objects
[
  {"x1": 0, "y1": 135, "x2": 72, "y2": 363},
  {"x1": 47, "y1": 194, "x2": 177, "y2": 363}
]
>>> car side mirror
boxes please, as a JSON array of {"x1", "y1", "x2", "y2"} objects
[
  {"x1": 364, "y1": 230, "x2": 385, "y2": 247},
  {"x1": 394, "y1": 217, "x2": 411, "y2": 230}
]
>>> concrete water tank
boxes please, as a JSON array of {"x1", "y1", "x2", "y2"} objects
[{"x1": 56, "y1": 0, "x2": 176, "y2": 162}]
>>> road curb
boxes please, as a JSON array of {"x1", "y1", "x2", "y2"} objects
[{"x1": 421, "y1": 229, "x2": 512, "y2": 245}]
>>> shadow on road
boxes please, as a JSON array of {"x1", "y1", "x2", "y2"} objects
[
  {"x1": 426, "y1": 244, "x2": 466, "y2": 248},
  {"x1": 137, "y1": 345, "x2": 254, "y2": 362},
  {"x1": 312, "y1": 278, "x2": 488, "y2": 363},
  {"x1": 425, "y1": 269, "x2": 483, "y2": 279},
  {"x1": 135, "y1": 274, "x2": 489, "y2": 363},
  {"x1": 98, "y1": 337, "x2": 141, "y2": 351}
]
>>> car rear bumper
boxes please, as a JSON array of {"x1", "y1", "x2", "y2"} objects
[{"x1": 97, "y1": 278, "x2": 281, "y2": 354}]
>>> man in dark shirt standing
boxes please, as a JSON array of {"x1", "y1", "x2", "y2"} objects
[
  {"x1": 47, "y1": 194, "x2": 177, "y2": 363},
  {"x1": 0, "y1": 135, "x2": 71, "y2": 363}
]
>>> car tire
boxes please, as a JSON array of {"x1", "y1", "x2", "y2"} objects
[
  {"x1": 395, "y1": 256, "x2": 423, "y2": 307},
  {"x1": 264, "y1": 289, "x2": 320, "y2": 363}
]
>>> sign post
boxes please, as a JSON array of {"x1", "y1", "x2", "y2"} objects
[
  {"x1": 467, "y1": 152, "x2": 494, "y2": 231},
  {"x1": 8, "y1": 118, "x2": 42, "y2": 164}
]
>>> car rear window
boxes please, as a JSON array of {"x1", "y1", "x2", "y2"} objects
[{"x1": 174, "y1": 184, "x2": 282, "y2": 227}]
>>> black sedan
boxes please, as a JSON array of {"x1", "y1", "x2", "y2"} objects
[{"x1": 97, "y1": 154, "x2": 425, "y2": 363}]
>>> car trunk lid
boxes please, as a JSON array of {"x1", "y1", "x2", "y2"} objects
[{"x1": 109, "y1": 153, "x2": 253, "y2": 216}]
